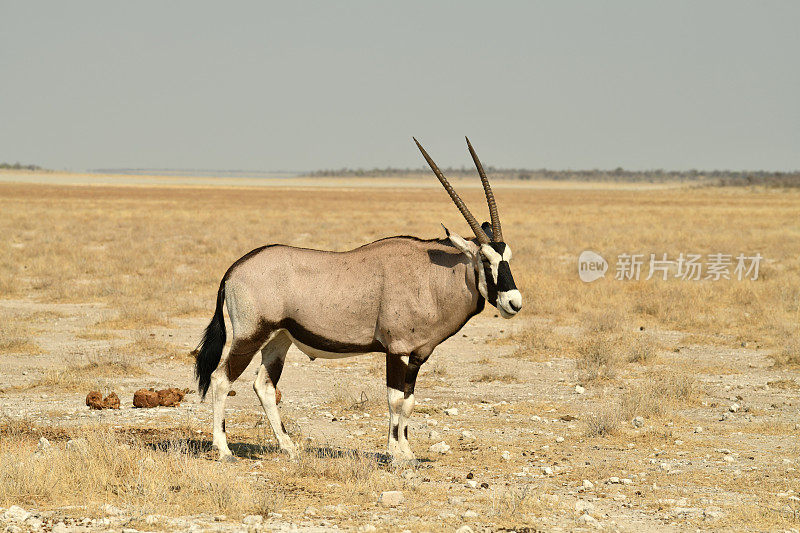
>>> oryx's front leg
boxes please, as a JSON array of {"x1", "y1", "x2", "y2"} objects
[
  {"x1": 386, "y1": 353, "x2": 423, "y2": 464},
  {"x1": 253, "y1": 331, "x2": 297, "y2": 459}
]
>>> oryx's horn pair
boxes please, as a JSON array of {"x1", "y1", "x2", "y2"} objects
[{"x1": 413, "y1": 137, "x2": 503, "y2": 245}]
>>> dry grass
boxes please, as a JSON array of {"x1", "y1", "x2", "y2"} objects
[
  {"x1": 575, "y1": 334, "x2": 621, "y2": 382},
  {"x1": 471, "y1": 371, "x2": 520, "y2": 383},
  {"x1": 0, "y1": 426, "x2": 283, "y2": 518},
  {"x1": 770, "y1": 325, "x2": 800, "y2": 367},
  {"x1": 502, "y1": 322, "x2": 576, "y2": 361},
  {"x1": 0, "y1": 183, "x2": 797, "y2": 355},
  {"x1": 619, "y1": 370, "x2": 698, "y2": 421},
  {"x1": 627, "y1": 333, "x2": 659, "y2": 364},
  {"x1": 585, "y1": 407, "x2": 622, "y2": 437},
  {"x1": 0, "y1": 310, "x2": 42, "y2": 355},
  {"x1": 10, "y1": 351, "x2": 143, "y2": 392},
  {"x1": 325, "y1": 385, "x2": 383, "y2": 415}
]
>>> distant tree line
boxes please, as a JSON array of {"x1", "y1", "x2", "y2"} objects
[
  {"x1": 0, "y1": 162, "x2": 42, "y2": 171},
  {"x1": 304, "y1": 167, "x2": 800, "y2": 187}
]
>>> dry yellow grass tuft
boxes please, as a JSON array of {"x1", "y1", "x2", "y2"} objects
[
  {"x1": 0, "y1": 426, "x2": 282, "y2": 518},
  {"x1": 770, "y1": 324, "x2": 800, "y2": 367},
  {"x1": 618, "y1": 370, "x2": 698, "y2": 421},
  {"x1": 0, "y1": 310, "x2": 42, "y2": 355},
  {"x1": 575, "y1": 334, "x2": 621, "y2": 382},
  {"x1": 471, "y1": 371, "x2": 520, "y2": 383}
]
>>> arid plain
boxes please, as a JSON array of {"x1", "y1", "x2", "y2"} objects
[{"x1": 1, "y1": 173, "x2": 799, "y2": 532}]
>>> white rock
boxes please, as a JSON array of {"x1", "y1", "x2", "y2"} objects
[
  {"x1": 455, "y1": 526, "x2": 474, "y2": 533},
  {"x1": 704, "y1": 507, "x2": 725, "y2": 520},
  {"x1": 555, "y1": 436, "x2": 565, "y2": 443},
  {"x1": 542, "y1": 466, "x2": 554, "y2": 475},
  {"x1": 145, "y1": 515, "x2": 160, "y2": 525},
  {"x1": 729, "y1": 403, "x2": 740, "y2": 413},
  {"x1": 429, "y1": 430, "x2": 441, "y2": 440},
  {"x1": 575, "y1": 500, "x2": 595, "y2": 513},
  {"x1": 461, "y1": 430, "x2": 476, "y2": 441},
  {"x1": 582, "y1": 479, "x2": 595, "y2": 490},
  {"x1": 621, "y1": 478, "x2": 633, "y2": 485},
  {"x1": 501, "y1": 450, "x2": 512, "y2": 461},
  {"x1": 724, "y1": 455, "x2": 735, "y2": 463},
  {"x1": 694, "y1": 426, "x2": 704, "y2": 433},
  {"x1": 4, "y1": 506, "x2": 29, "y2": 522},
  {"x1": 36, "y1": 437, "x2": 51, "y2": 452},
  {"x1": 52, "y1": 522, "x2": 69, "y2": 533},
  {"x1": 608, "y1": 476, "x2": 620, "y2": 484},
  {"x1": 659, "y1": 462, "x2": 672, "y2": 471},
  {"x1": 444, "y1": 407, "x2": 459, "y2": 416},
  {"x1": 304, "y1": 506, "x2": 318, "y2": 516},
  {"x1": 462, "y1": 510, "x2": 479, "y2": 518},
  {"x1": 378, "y1": 490, "x2": 404, "y2": 507},
  {"x1": 578, "y1": 513, "x2": 601, "y2": 529},
  {"x1": 466, "y1": 480, "x2": 478, "y2": 489},
  {"x1": 575, "y1": 385, "x2": 586, "y2": 394},
  {"x1": 632, "y1": 416, "x2": 644, "y2": 428},
  {"x1": 242, "y1": 514, "x2": 263, "y2": 526},
  {"x1": 430, "y1": 441, "x2": 451, "y2": 454},
  {"x1": 674, "y1": 439, "x2": 684, "y2": 445},
  {"x1": 427, "y1": 418, "x2": 438, "y2": 427}
]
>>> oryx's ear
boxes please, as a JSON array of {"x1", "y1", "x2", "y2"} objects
[
  {"x1": 443, "y1": 224, "x2": 476, "y2": 258},
  {"x1": 481, "y1": 221, "x2": 494, "y2": 241}
]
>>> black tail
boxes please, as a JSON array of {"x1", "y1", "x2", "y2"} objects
[{"x1": 195, "y1": 279, "x2": 226, "y2": 399}]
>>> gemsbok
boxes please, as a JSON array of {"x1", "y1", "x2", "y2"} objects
[{"x1": 195, "y1": 137, "x2": 522, "y2": 463}]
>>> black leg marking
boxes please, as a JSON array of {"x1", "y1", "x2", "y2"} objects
[
  {"x1": 404, "y1": 426, "x2": 408, "y2": 439},
  {"x1": 392, "y1": 424, "x2": 399, "y2": 441},
  {"x1": 280, "y1": 422, "x2": 287, "y2": 434},
  {"x1": 222, "y1": 419, "x2": 226, "y2": 433}
]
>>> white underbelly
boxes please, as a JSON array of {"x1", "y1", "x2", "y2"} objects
[{"x1": 283, "y1": 330, "x2": 375, "y2": 360}]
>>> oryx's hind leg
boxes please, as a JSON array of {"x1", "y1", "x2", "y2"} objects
[
  {"x1": 210, "y1": 337, "x2": 260, "y2": 461},
  {"x1": 386, "y1": 352, "x2": 425, "y2": 464},
  {"x1": 253, "y1": 330, "x2": 297, "y2": 459}
]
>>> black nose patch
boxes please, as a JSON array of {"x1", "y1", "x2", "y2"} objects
[{"x1": 496, "y1": 261, "x2": 517, "y2": 292}]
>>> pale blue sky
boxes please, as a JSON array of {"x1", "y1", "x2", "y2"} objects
[{"x1": 1, "y1": 1, "x2": 797, "y2": 171}]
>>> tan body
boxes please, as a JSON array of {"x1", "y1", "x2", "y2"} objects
[{"x1": 226, "y1": 237, "x2": 482, "y2": 360}]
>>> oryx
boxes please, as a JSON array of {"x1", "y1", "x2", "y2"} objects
[{"x1": 195, "y1": 137, "x2": 522, "y2": 462}]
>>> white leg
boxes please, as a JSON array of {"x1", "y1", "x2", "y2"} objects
[
  {"x1": 386, "y1": 353, "x2": 417, "y2": 462},
  {"x1": 397, "y1": 393, "x2": 416, "y2": 460},
  {"x1": 210, "y1": 369, "x2": 234, "y2": 460},
  {"x1": 253, "y1": 332, "x2": 296, "y2": 459},
  {"x1": 387, "y1": 387, "x2": 405, "y2": 459},
  {"x1": 210, "y1": 339, "x2": 258, "y2": 462}
]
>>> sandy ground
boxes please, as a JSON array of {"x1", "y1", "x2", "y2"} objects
[
  {"x1": 2, "y1": 295, "x2": 799, "y2": 532},
  {"x1": 1, "y1": 176, "x2": 798, "y2": 532}
]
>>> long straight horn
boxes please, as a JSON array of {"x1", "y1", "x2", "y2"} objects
[
  {"x1": 414, "y1": 137, "x2": 489, "y2": 244},
  {"x1": 465, "y1": 136, "x2": 502, "y2": 242}
]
